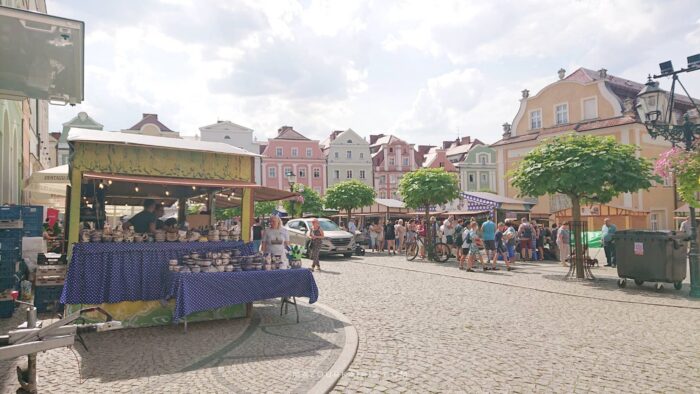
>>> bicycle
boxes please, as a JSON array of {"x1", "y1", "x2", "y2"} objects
[{"x1": 406, "y1": 235, "x2": 450, "y2": 262}]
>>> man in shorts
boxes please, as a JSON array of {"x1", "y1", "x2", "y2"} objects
[
  {"x1": 517, "y1": 218, "x2": 533, "y2": 261},
  {"x1": 481, "y1": 216, "x2": 496, "y2": 269},
  {"x1": 494, "y1": 222, "x2": 511, "y2": 271},
  {"x1": 443, "y1": 215, "x2": 456, "y2": 256},
  {"x1": 503, "y1": 220, "x2": 517, "y2": 269}
]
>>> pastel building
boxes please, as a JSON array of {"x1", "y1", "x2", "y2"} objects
[
  {"x1": 440, "y1": 137, "x2": 497, "y2": 192},
  {"x1": 123, "y1": 113, "x2": 180, "y2": 138},
  {"x1": 491, "y1": 67, "x2": 693, "y2": 230},
  {"x1": 200, "y1": 121, "x2": 262, "y2": 184},
  {"x1": 321, "y1": 128, "x2": 373, "y2": 188},
  {"x1": 261, "y1": 126, "x2": 326, "y2": 195},
  {"x1": 57, "y1": 111, "x2": 103, "y2": 166},
  {"x1": 369, "y1": 134, "x2": 417, "y2": 199}
]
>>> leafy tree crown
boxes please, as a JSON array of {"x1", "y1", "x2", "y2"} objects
[
  {"x1": 324, "y1": 180, "x2": 376, "y2": 212},
  {"x1": 397, "y1": 168, "x2": 460, "y2": 209}
]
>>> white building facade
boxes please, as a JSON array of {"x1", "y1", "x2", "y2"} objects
[
  {"x1": 199, "y1": 121, "x2": 262, "y2": 184},
  {"x1": 322, "y1": 129, "x2": 373, "y2": 189}
]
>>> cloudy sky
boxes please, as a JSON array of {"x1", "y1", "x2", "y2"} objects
[{"x1": 48, "y1": 0, "x2": 700, "y2": 145}]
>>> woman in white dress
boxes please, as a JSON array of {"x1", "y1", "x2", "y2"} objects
[{"x1": 261, "y1": 215, "x2": 289, "y2": 265}]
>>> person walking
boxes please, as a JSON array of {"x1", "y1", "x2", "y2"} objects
[
  {"x1": 385, "y1": 219, "x2": 397, "y2": 255},
  {"x1": 517, "y1": 218, "x2": 533, "y2": 261},
  {"x1": 369, "y1": 221, "x2": 379, "y2": 252},
  {"x1": 454, "y1": 218, "x2": 464, "y2": 261},
  {"x1": 602, "y1": 218, "x2": 617, "y2": 267},
  {"x1": 465, "y1": 222, "x2": 485, "y2": 272},
  {"x1": 481, "y1": 216, "x2": 496, "y2": 264},
  {"x1": 556, "y1": 222, "x2": 571, "y2": 267},
  {"x1": 503, "y1": 220, "x2": 517, "y2": 269},
  {"x1": 307, "y1": 219, "x2": 324, "y2": 271},
  {"x1": 442, "y1": 215, "x2": 456, "y2": 256},
  {"x1": 377, "y1": 219, "x2": 385, "y2": 253},
  {"x1": 395, "y1": 219, "x2": 406, "y2": 252},
  {"x1": 535, "y1": 222, "x2": 545, "y2": 261},
  {"x1": 251, "y1": 218, "x2": 263, "y2": 252}
]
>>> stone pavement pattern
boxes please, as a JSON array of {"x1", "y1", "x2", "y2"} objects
[
  {"x1": 310, "y1": 254, "x2": 700, "y2": 393},
  {"x1": 0, "y1": 301, "x2": 344, "y2": 393}
]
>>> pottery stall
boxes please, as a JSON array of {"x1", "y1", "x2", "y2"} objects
[{"x1": 60, "y1": 129, "x2": 316, "y2": 328}]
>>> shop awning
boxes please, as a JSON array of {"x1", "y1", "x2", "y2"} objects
[
  {"x1": 82, "y1": 172, "x2": 258, "y2": 188},
  {"x1": 23, "y1": 164, "x2": 69, "y2": 196},
  {"x1": 459, "y1": 192, "x2": 535, "y2": 212}
]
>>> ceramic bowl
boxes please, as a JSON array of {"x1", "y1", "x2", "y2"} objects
[
  {"x1": 169, "y1": 259, "x2": 179, "y2": 266},
  {"x1": 224, "y1": 265, "x2": 234, "y2": 272},
  {"x1": 190, "y1": 266, "x2": 201, "y2": 273}
]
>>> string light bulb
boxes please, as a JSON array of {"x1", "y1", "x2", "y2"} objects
[
  {"x1": 98, "y1": 181, "x2": 105, "y2": 189},
  {"x1": 165, "y1": 188, "x2": 170, "y2": 196},
  {"x1": 107, "y1": 179, "x2": 113, "y2": 185},
  {"x1": 134, "y1": 184, "x2": 140, "y2": 193},
  {"x1": 192, "y1": 186, "x2": 196, "y2": 190}
]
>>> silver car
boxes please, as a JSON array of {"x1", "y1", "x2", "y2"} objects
[{"x1": 285, "y1": 218, "x2": 355, "y2": 258}]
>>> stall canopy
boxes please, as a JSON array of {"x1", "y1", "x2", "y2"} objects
[
  {"x1": 24, "y1": 164, "x2": 69, "y2": 196},
  {"x1": 554, "y1": 203, "x2": 649, "y2": 231},
  {"x1": 349, "y1": 198, "x2": 411, "y2": 216},
  {"x1": 460, "y1": 192, "x2": 535, "y2": 212}
]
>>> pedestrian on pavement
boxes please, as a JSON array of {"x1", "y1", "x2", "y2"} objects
[
  {"x1": 454, "y1": 218, "x2": 464, "y2": 260},
  {"x1": 251, "y1": 217, "x2": 263, "y2": 252},
  {"x1": 395, "y1": 219, "x2": 406, "y2": 252},
  {"x1": 493, "y1": 222, "x2": 510, "y2": 271},
  {"x1": 550, "y1": 223, "x2": 559, "y2": 259},
  {"x1": 535, "y1": 222, "x2": 545, "y2": 261},
  {"x1": 459, "y1": 223, "x2": 470, "y2": 270},
  {"x1": 517, "y1": 218, "x2": 534, "y2": 261},
  {"x1": 385, "y1": 219, "x2": 397, "y2": 255},
  {"x1": 602, "y1": 218, "x2": 617, "y2": 267},
  {"x1": 369, "y1": 221, "x2": 379, "y2": 252},
  {"x1": 680, "y1": 218, "x2": 692, "y2": 238},
  {"x1": 348, "y1": 219, "x2": 357, "y2": 235},
  {"x1": 377, "y1": 219, "x2": 386, "y2": 253},
  {"x1": 261, "y1": 215, "x2": 290, "y2": 266},
  {"x1": 503, "y1": 220, "x2": 517, "y2": 268},
  {"x1": 418, "y1": 219, "x2": 427, "y2": 259},
  {"x1": 465, "y1": 222, "x2": 485, "y2": 272},
  {"x1": 443, "y1": 215, "x2": 456, "y2": 255},
  {"x1": 556, "y1": 222, "x2": 571, "y2": 267},
  {"x1": 481, "y1": 216, "x2": 496, "y2": 263},
  {"x1": 308, "y1": 218, "x2": 324, "y2": 271}
]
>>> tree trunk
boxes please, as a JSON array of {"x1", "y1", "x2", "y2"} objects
[
  {"x1": 571, "y1": 196, "x2": 584, "y2": 279},
  {"x1": 424, "y1": 204, "x2": 432, "y2": 253},
  {"x1": 347, "y1": 209, "x2": 352, "y2": 232}
]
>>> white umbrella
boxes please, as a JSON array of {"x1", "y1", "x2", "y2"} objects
[{"x1": 24, "y1": 165, "x2": 69, "y2": 196}]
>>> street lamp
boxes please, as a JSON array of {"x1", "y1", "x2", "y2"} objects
[
  {"x1": 286, "y1": 171, "x2": 297, "y2": 217},
  {"x1": 636, "y1": 54, "x2": 700, "y2": 298}
]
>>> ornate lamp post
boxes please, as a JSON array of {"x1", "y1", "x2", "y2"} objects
[
  {"x1": 636, "y1": 54, "x2": 700, "y2": 297},
  {"x1": 286, "y1": 171, "x2": 297, "y2": 218}
]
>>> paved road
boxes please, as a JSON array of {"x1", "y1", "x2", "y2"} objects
[{"x1": 313, "y1": 254, "x2": 700, "y2": 393}]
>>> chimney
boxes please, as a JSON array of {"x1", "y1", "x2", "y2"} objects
[
  {"x1": 460, "y1": 136, "x2": 471, "y2": 145},
  {"x1": 143, "y1": 113, "x2": 157, "y2": 119},
  {"x1": 369, "y1": 134, "x2": 384, "y2": 145},
  {"x1": 598, "y1": 68, "x2": 608, "y2": 79},
  {"x1": 521, "y1": 89, "x2": 529, "y2": 99},
  {"x1": 442, "y1": 141, "x2": 452, "y2": 149},
  {"x1": 278, "y1": 125, "x2": 293, "y2": 135},
  {"x1": 558, "y1": 68, "x2": 566, "y2": 80}
]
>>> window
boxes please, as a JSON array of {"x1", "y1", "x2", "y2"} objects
[
  {"x1": 346, "y1": 150, "x2": 352, "y2": 159},
  {"x1": 402, "y1": 157, "x2": 409, "y2": 166},
  {"x1": 555, "y1": 103, "x2": 568, "y2": 125},
  {"x1": 347, "y1": 170, "x2": 353, "y2": 179},
  {"x1": 276, "y1": 147, "x2": 283, "y2": 157},
  {"x1": 334, "y1": 170, "x2": 340, "y2": 179},
  {"x1": 481, "y1": 173, "x2": 488, "y2": 183},
  {"x1": 315, "y1": 188, "x2": 321, "y2": 194},
  {"x1": 468, "y1": 174, "x2": 474, "y2": 183},
  {"x1": 439, "y1": 162, "x2": 444, "y2": 167},
  {"x1": 389, "y1": 157, "x2": 395, "y2": 165},
  {"x1": 379, "y1": 191, "x2": 386, "y2": 198},
  {"x1": 478, "y1": 154, "x2": 488, "y2": 165},
  {"x1": 583, "y1": 98, "x2": 597, "y2": 120},
  {"x1": 268, "y1": 167, "x2": 276, "y2": 178},
  {"x1": 283, "y1": 167, "x2": 292, "y2": 177},
  {"x1": 390, "y1": 175, "x2": 396, "y2": 183},
  {"x1": 650, "y1": 213, "x2": 659, "y2": 231},
  {"x1": 298, "y1": 168, "x2": 306, "y2": 178},
  {"x1": 334, "y1": 152, "x2": 339, "y2": 159},
  {"x1": 313, "y1": 168, "x2": 320, "y2": 178},
  {"x1": 287, "y1": 220, "x2": 299, "y2": 230},
  {"x1": 291, "y1": 147, "x2": 298, "y2": 157},
  {"x1": 360, "y1": 152, "x2": 364, "y2": 159},
  {"x1": 224, "y1": 135, "x2": 231, "y2": 140},
  {"x1": 347, "y1": 139, "x2": 353, "y2": 143},
  {"x1": 379, "y1": 175, "x2": 386, "y2": 185},
  {"x1": 359, "y1": 170, "x2": 366, "y2": 179},
  {"x1": 529, "y1": 110, "x2": 542, "y2": 130},
  {"x1": 389, "y1": 148, "x2": 393, "y2": 153},
  {"x1": 306, "y1": 148, "x2": 312, "y2": 157}
]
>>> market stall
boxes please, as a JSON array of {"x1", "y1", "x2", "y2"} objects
[{"x1": 61, "y1": 129, "x2": 312, "y2": 328}]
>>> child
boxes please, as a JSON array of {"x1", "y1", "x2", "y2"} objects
[
  {"x1": 494, "y1": 222, "x2": 511, "y2": 271},
  {"x1": 466, "y1": 222, "x2": 485, "y2": 272}
]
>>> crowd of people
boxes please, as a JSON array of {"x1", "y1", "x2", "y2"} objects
[{"x1": 357, "y1": 215, "x2": 591, "y2": 271}]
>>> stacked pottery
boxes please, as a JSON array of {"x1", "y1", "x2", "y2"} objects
[
  {"x1": 90, "y1": 231, "x2": 102, "y2": 243},
  {"x1": 154, "y1": 230, "x2": 166, "y2": 242}
]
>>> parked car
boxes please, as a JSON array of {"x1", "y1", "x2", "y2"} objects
[{"x1": 285, "y1": 218, "x2": 355, "y2": 258}]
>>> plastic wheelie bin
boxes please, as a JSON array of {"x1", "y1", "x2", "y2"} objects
[{"x1": 612, "y1": 230, "x2": 687, "y2": 291}]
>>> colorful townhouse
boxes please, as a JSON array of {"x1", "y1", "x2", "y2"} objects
[
  {"x1": 369, "y1": 134, "x2": 417, "y2": 199},
  {"x1": 261, "y1": 126, "x2": 326, "y2": 195},
  {"x1": 321, "y1": 128, "x2": 373, "y2": 188}
]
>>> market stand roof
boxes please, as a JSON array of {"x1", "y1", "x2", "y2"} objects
[{"x1": 68, "y1": 128, "x2": 260, "y2": 157}]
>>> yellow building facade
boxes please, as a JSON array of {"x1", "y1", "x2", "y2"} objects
[{"x1": 492, "y1": 68, "x2": 691, "y2": 230}]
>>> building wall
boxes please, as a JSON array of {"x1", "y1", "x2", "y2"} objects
[
  {"x1": 457, "y1": 145, "x2": 497, "y2": 192},
  {"x1": 200, "y1": 127, "x2": 262, "y2": 185},
  {"x1": 262, "y1": 140, "x2": 326, "y2": 195},
  {"x1": 326, "y1": 130, "x2": 373, "y2": 188},
  {"x1": 373, "y1": 140, "x2": 416, "y2": 200}
]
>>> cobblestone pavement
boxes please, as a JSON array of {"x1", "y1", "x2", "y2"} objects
[
  {"x1": 0, "y1": 300, "x2": 345, "y2": 393},
  {"x1": 307, "y1": 253, "x2": 700, "y2": 393}
]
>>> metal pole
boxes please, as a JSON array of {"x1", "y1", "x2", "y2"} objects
[{"x1": 688, "y1": 206, "x2": 700, "y2": 297}]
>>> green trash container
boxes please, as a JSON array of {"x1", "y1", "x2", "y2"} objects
[{"x1": 612, "y1": 230, "x2": 687, "y2": 290}]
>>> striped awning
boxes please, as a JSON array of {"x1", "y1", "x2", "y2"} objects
[{"x1": 461, "y1": 192, "x2": 499, "y2": 211}]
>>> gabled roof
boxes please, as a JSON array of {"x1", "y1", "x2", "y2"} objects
[
  {"x1": 126, "y1": 113, "x2": 174, "y2": 132},
  {"x1": 370, "y1": 134, "x2": 407, "y2": 147},
  {"x1": 274, "y1": 126, "x2": 310, "y2": 140},
  {"x1": 199, "y1": 120, "x2": 253, "y2": 132},
  {"x1": 422, "y1": 149, "x2": 457, "y2": 171},
  {"x1": 60, "y1": 112, "x2": 103, "y2": 143}
]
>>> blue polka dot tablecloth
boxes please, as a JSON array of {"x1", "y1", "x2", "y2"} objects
[
  {"x1": 164, "y1": 269, "x2": 319, "y2": 322},
  {"x1": 60, "y1": 241, "x2": 255, "y2": 305}
]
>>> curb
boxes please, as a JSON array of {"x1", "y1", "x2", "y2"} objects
[{"x1": 302, "y1": 300, "x2": 359, "y2": 394}]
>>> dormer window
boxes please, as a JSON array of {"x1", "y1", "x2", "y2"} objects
[
  {"x1": 347, "y1": 139, "x2": 352, "y2": 143},
  {"x1": 224, "y1": 135, "x2": 231, "y2": 139},
  {"x1": 555, "y1": 103, "x2": 569, "y2": 125},
  {"x1": 529, "y1": 109, "x2": 542, "y2": 130}
]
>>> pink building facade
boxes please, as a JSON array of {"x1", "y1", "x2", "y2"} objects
[
  {"x1": 370, "y1": 134, "x2": 417, "y2": 200},
  {"x1": 261, "y1": 126, "x2": 327, "y2": 195}
]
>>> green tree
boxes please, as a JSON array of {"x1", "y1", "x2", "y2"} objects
[
  {"x1": 283, "y1": 185, "x2": 324, "y2": 217},
  {"x1": 324, "y1": 180, "x2": 376, "y2": 225},
  {"x1": 398, "y1": 168, "x2": 460, "y2": 249},
  {"x1": 255, "y1": 200, "x2": 278, "y2": 217},
  {"x1": 510, "y1": 135, "x2": 658, "y2": 278}
]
